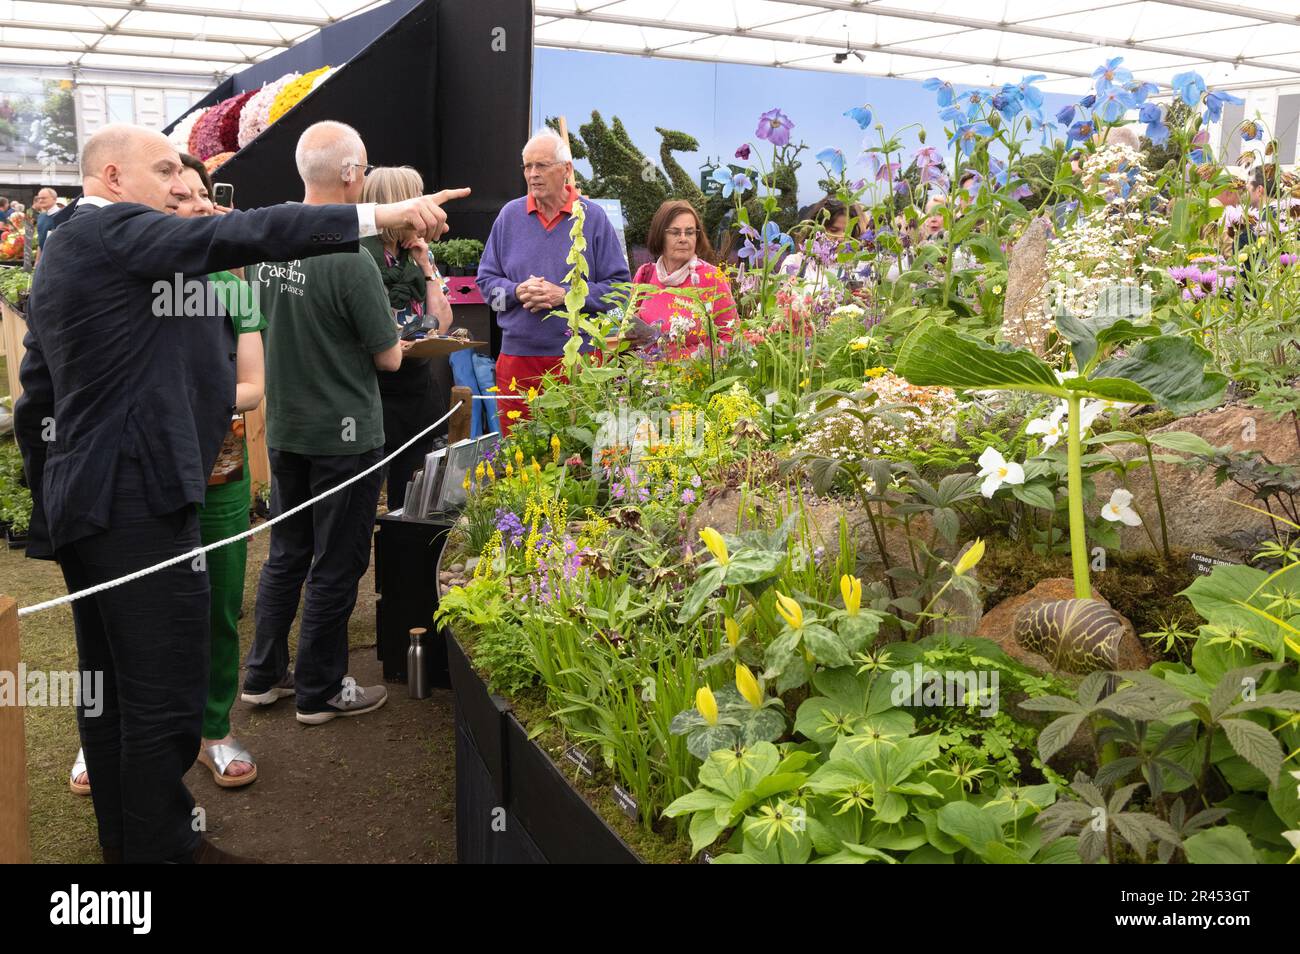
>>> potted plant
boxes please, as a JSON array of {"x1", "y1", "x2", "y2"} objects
[{"x1": 429, "y1": 238, "x2": 485, "y2": 277}]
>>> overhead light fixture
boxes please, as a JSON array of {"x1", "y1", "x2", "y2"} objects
[{"x1": 834, "y1": 46, "x2": 865, "y2": 63}]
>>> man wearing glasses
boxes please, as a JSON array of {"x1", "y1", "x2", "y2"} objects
[{"x1": 476, "y1": 130, "x2": 630, "y2": 435}]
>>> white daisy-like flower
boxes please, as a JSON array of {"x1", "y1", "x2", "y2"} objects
[
  {"x1": 1101, "y1": 488, "x2": 1142, "y2": 526},
  {"x1": 977, "y1": 447, "x2": 1025, "y2": 498}
]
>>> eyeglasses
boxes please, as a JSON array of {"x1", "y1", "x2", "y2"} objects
[
  {"x1": 665, "y1": 228, "x2": 698, "y2": 239},
  {"x1": 522, "y1": 161, "x2": 561, "y2": 173},
  {"x1": 344, "y1": 162, "x2": 374, "y2": 178}
]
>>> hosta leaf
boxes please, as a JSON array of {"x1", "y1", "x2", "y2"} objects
[
  {"x1": 895, "y1": 318, "x2": 1061, "y2": 393},
  {"x1": 1093, "y1": 335, "x2": 1228, "y2": 417}
]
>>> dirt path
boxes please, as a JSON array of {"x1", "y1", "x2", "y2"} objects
[{"x1": 7, "y1": 524, "x2": 459, "y2": 863}]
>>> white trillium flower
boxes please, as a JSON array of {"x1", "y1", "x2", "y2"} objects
[
  {"x1": 1101, "y1": 488, "x2": 1142, "y2": 526},
  {"x1": 1026, "y1": 402, "x2": 1068, "y2": 448},
  {"x1": 977, "y1": 447, "x2": 1026, "y2": 498}
]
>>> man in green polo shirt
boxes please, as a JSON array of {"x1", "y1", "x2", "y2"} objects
[{"x1": 242, "y1": 121, "x2": 402, "y2": 725}]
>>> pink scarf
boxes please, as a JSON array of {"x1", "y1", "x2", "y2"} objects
[{"x1": 654, "y1": 256, "x2": 701, "y2": 287}]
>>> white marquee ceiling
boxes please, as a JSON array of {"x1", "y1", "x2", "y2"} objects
[{"x1": 0, "y1": 0, "x2": 1297, "y2": 93}]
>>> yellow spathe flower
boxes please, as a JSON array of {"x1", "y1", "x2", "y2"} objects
[
  {"x1": 725, "y1": 617, "x2": 740, "y2": 647},
  {"x1": 840, "y1": 574, "x2": 862, "y2": 616},
  {"x1": 775, "y1": 591, "x2": 804, "y2": 630},
  {"x1": 696, "y1": 686, "x2": 719, "y2": 726},
  {"x1": 736, "y1": 665, "x2": 762, "y2": 708},
  {"x1": 698, "y1": 527, "x2": 730, "y2": 566},
  {"x1": 953, "y1": 538, "x2": 986, "y2": 576}
]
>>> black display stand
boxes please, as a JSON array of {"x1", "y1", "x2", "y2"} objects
[
  {"x1": 165, "y1": 0, "x2": 533, "y2": 248},
  {"x1": 374, "y1": 511, "x2": 454, "y2": 686},
  {"x1": 447, "y1": 634, "x2": 642, "y2": 864}
]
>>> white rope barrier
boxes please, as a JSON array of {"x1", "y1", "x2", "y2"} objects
[{"x1": 18, "y1": 401, "x2": 465, "y2": 617}]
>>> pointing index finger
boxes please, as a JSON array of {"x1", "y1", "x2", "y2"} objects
[{"x1": 429, "y1": 187, "x2": 472, "y2": 204}]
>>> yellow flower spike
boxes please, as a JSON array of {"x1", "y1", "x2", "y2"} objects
[
  {"x1": 462, "y1": 475, "x2": 471, "y2": 492},
  {"x1": 505, "y1": 462, "x2": 514, "y2": 478},
  {"x1": 550, "y1": 434, "x2": 561, "y2": 464},
  {"x1": 531, "y1": 459, "x2": 541, "y2": 476},
  {"x1": 696, "y1": 686, "x2": 719, "y2": 726},
  {"x1": 475, "y1": 461, "x2": 486, "y2": 480},
  {"x1": 736, "y1": 664, "x2": 763, "y2": 709},
  {"x1": 698, "y1": 527, "x2": 730, "y2": 567},
  {"x1": 725, "y1": 617, "x2": 740, "y2": 648},
  {"x1": 840, "y1": 574, "x2": 862, "y2": 616},
  {"x1": 775, "y1": 591, "x2": 804, "y2": 630},
  {"x1": 953, "y1": 538, "x2": 986, "y2": 577},
  {"x1": 487, "y1": 467, "x2": 496, "y2": 483},
  {"x1": 515, "y1": 449, "x2": 524, "y2": 467}
]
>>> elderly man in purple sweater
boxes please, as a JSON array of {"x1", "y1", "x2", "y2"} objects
[{"x1": 476, "y1": 130, "x2": 630, "y2": 436}]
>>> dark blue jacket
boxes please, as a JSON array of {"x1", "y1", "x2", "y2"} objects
[{"x1": 14, "y1": 200, "x2": 361, "y2": 558}]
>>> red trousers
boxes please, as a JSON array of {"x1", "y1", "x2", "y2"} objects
[{"x1": 494, "y1": 352, "x2": 566, "y2": 438}]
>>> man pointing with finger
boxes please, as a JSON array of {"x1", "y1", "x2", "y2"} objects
[{"x1": 13, "y1": 121, "x2": 465, "y2": 865}]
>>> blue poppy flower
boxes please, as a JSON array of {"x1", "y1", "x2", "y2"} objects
[
  {"x1": 1067, "y1": 119, "x2": 1096, "y2": 146},
  {"x1": 815, "y1": 147, "x2": 846, "y2": 178},
  {"x1": 991, "y1": 88, "x2": 1023, "y2": 121},
  {"x1": 1096, "y1": 87, "x2": 1137, "y2": 124},
  {"x1": 1172, "y1": 71, "x2": 1207, "y2": 108},
  {"x1": 1138, "y1": 102, "x2": 1168, "y2": 145},
  {"x1": 756, "y1": 108, "x2": 794, "y2": 146},
  {"x1": 843, "y1": 105, "x2": 873, "y2": 129},
  {"x1": 1203, "y1": 89, "x2": 1244, "y2": 124},
  {"x1": 1128, "y1": 81, "x2": 1159, "y2": 105},
  {"x1": 711, "y1": 167, "x2": 753, "y2": 199},
  {"x1": 1015, "y1": 74, "x2": 1046, "y2": 110},
  {"x1": 1080, "y1": 93, "x2": 1097, "y2": 110},
  {"x1": 1056, "y1": 103, "x2": 1077, "y2": 125},
  {"x1": 1092, "y1": 56, "x2": 1133, "y2": 94},
  {"x1": 738, "y1": 220, "x2": 794, "y2": 265},
  {"x1": 1241, "y1": 120, "x2": 1262, "y2": 141},
  {"x1": 939, "y1": 104, "x2": 966, "y2": 123},
  {"x1": 960, "y1": 89, "x2": 989, "y2": 119},
  {"x1": 922, "y1": 78, "x2": 955, "y2": 107},
  {"x1": 953, "y1": 121, "x2": 995, "y2": 155}
]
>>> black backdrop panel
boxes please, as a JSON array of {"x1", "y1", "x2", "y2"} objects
[
  {"x1": 434, "y1": 0, "x2": 535, "y2": 245},
  {"x1": 195, "y1": 0, "x2": 532, "y2": 245}
]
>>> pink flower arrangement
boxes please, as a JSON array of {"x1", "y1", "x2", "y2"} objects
[{"x1": 238, "y1": 74, "x2": 298, "y2": 148}]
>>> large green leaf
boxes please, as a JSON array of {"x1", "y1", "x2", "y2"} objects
[
  {"x1": 1093, "y1": 335, "x2": 1228, "y2": 417},
  {"x1": 1183, "y1": 825, "x2": 1257, "y2": 864},
  {"x1": 1055, "y1": 313, "x2": 1159, "y2": 372},
  {"x1": 936, "y1": 801, "x2": 1003, "y2": 858},
  {"x1": 1061, "y1": 375, "x2": 1155, "y2": 404},
  {"x1": 895, "y1": 319, "x2": 1060, "y2": 394},
  {"x1": 1219, "y1": 717, "x2": 1284, "y2": 786}
]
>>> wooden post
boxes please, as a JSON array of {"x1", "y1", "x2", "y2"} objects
[
  {"x1": 0, "y1": 596, "x2": 30, "y2": 863},
  {"x1": 448, "y1": 385, "x2": 472, "y2": 445},
  {"x1": 1, "y1": 297, "x2": 27, "y2": 402},
  {"x1": 243, "y1": 401, "x2": 271, "y2": 507}
]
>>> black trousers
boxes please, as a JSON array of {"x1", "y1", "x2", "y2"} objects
[
  {"x1": 379, "y1": 357, "x2": 448, "y2": 511},
  {"x1": 244, "y1": 447, "x2": 384, "y2": 712},
  {"x1": 58, "y1": 458, "x2": 209, "y2": 864}
]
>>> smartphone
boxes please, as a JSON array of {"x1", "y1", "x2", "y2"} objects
[{"x1": 213, "y1": 183, "x2": 234, "y2": 208}]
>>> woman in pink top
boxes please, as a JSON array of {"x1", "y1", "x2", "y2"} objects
[{"x1": 632, "y1": 200, "x2": 737, "y2": 360}]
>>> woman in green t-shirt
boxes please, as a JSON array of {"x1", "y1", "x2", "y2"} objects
[{"x1": 68, "y1": 154, "x2": 264, "y2": 796}]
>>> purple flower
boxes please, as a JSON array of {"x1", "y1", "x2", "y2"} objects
[
  {"x1": 756, "y1": 108, "x2": 794, "y2": 146},
  {"x1": 1066, "y1": 119, "x2": 1096, "y2": 146},
  {"x1": 690, "y1": 474, "x2": 702, "y2": 488},
  {"x1": 735, "y1": 143, "x2": 751, "y2": 160},
  {"x1": 680, "y1": 488, "x2": 696, "y2": 505},
  {"x1": 1056, "y1": 103, "x2": 1077, "y2": 126},
  {"x1": 1080, "y1": 94, "x2": 1097, "y2": 110},
  {"x1": 1281, "y1": 253, "x2": 1297, "y2": 267},
  {"x1": 495, "y1": 509, "x2": 525, "y2": 547},
  {"x1": 612, "y1": 483, "x2": 625, "y2": 500}
]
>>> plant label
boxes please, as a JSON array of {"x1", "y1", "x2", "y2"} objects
[
  {"x1": 699, "y1": 850, "x2": 715, "y2": 864},
  {"x1": 1187, "y1": 551, "x2": 1240, "y2": 577},
  {"x1": 612, "y1": 784, "x2": 638, "y2": 822},
  {"x1": 563, "y1": 744, "x2": 595, "y2": 778}
]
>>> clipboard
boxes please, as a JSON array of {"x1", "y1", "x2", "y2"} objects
[{"x1": 403, "y1": 336, "x2": 488, "y2": 358}]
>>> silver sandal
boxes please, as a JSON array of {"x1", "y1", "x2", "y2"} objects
[
  {"x1": 197, "y1": 739, "x2": 258, "y2": 788},
  {"x1": 69, "y1": 747, "x2": 90, "y2": 796}
]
